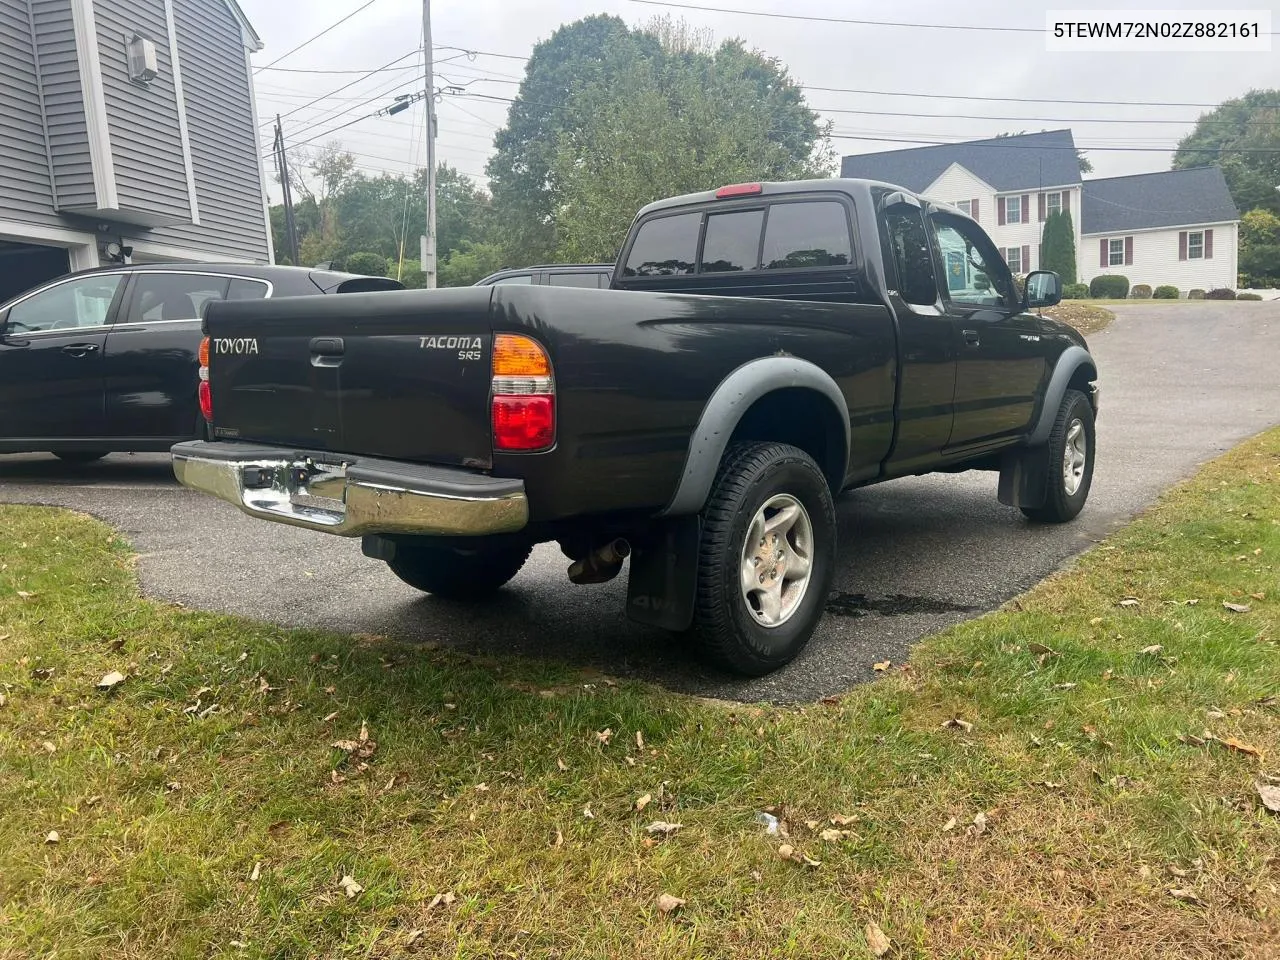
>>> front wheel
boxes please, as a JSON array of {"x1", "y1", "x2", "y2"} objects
[
  {"x1": 691, "y1": 442, "x2": 837, "y2": 676},
  {"x1": 1020, "y1": 388, "x2": 1095, "y2": 523},
  {"x1": 386, "y1": 539, "x2": 532, "y2": 600}
]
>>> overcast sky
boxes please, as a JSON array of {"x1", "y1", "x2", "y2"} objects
[{"x1": 242, "y1": 0, "x2": 1279, "y2": 203}]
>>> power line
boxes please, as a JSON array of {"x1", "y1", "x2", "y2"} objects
[
  {"x1": 253, "y1": 0, "x2": 382, "y2": 73},
  {"x1": 831, "y1": 132, "x2": 1280, "y2": 154},
  {"x1": 799, "y1": 84, "x2": 1280, "y2": 110},
  {"x1": 433, "y1": 43, "x2": 529, "y2": 62},
  {"x1": 278, "y1": 72, "x2": 427, "y2": 149},
  {"x1": 625, "y1": 0, "x2": 1041, "y2": 32},
  {"x1": 812, "y1": 106, "x2": 1278, "y2": 126},
  {"x1": 261, "y1": 49, "x2": 420, "y2": 128}
]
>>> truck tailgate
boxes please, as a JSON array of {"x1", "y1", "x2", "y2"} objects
[{"x1": 204, "y1": 288, "x2": 495, "y2": 468}]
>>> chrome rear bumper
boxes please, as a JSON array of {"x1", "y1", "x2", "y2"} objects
[{"x1": 171, "y1": 441, "x2": 528, "y2": 538}]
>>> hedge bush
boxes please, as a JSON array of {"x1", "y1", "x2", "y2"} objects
[
  {"x1": 1089, "y1": 274, "x2": 1130, "y2": 299},
  {"x1": 1062, "y1": 283, "x2": 1089, "y2": 299},
  {"x1": 1188, "y1": 289, "x2": 1206, "y2": 299},
  {"x1": 1238, "y1": 292, "x2": 1263, "y2": 301},
  {"x1": 1153, "y1": 285, "x2": 1180, "y2": 299},
  {"x1": 1129, "y1": 284, "x2": 1152, "y2": 299},
  {"x1": 1205, "y1": 288, "x2": 1237, "y2": 300},
  {"x1": 343, "y1": 252, "x2": 388, "y2": 277}
]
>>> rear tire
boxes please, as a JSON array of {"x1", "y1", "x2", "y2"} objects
[
  {"x1": 386, "y1": 539, "x2": 532, "y2": 600},
  {"x1": 54, "y1": 451, "x2": 108, "y2": 464},
  {"x1": 691, "y1": 442, "x2": 836, "y2": 676},
  {"x1": 1020, "y1": 388, "x2": 1095, "y2": 523}
]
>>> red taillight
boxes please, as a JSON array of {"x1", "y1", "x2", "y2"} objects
[
  {"x1": 716, "y1": 182, "x2": 762, "y2": 199},
  {"x1": 492, "y1": 334, "x2": 554, "y2": 452},
  {"x1": 492, "y1": 395, "x2": 555, "y2": 451},
  {"x1": 198, "y1": 380, "x2": 213, "y2": 422}
]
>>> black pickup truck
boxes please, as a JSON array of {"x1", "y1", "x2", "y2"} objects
[{"x1": 173, "y1": 178, "x2": 1099, "y2": 675}]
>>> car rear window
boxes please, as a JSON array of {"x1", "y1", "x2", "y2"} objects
[
  {"x1": 761, "y1": 201, "x2": 852, "y2": 270},
  {"x1": 623, "y1": 212, "x2": 701, "y2": 277},
  {"x1": 701, "y1": 209, "x2": 764, "y2": 273}
]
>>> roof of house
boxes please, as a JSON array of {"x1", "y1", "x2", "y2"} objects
[
  {"x1": 838, "y1": 130, "x2": 1083, "y2": 193},
  {"x1": 1080, "y1": 167, "x2": 1240, "y2": 234}
]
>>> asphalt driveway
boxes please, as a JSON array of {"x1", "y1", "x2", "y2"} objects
[{"x1": 2, "y1": 301, "x2": 1277, "y2": 702}]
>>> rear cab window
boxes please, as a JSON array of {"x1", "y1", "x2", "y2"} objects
[{"x1": 622, "y1": 212, "x2": 701, "y2": 277}]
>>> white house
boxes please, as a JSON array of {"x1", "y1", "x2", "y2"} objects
[
  {"x1": 1078, "y1": 168, "x2": 1239, "y2": 292},
  {"x1": 840, "y1": 130, "x2": 1240, "y2": 294}
]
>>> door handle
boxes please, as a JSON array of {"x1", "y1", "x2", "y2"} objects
[
  {"x1": 61, "y1": 343, "x2": 100, "y2": 357},
  {"x1": 962, "y1": 329, "x2": 981, "y2": 347}
]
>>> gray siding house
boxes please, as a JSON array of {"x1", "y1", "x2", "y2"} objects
[{"x1": 0, "y1": 0, "x2": 271, "y2": 301}]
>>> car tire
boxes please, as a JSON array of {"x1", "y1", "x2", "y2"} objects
[
  {"x1": 385, "y1": 538, "x2": 532, "y2": 600},
  {"x1": 691, "y1": 442, "x2": 836, "y2": 676},
  {"x1": 1020, "y1": 388, "x2": 1095, "y2": 523},
  {"x1": 54, "y1": 451, "x2": 109, "y2": 464}
]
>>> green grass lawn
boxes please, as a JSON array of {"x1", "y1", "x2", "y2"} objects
[{"x1": 1, "y1": 431, "x2": 1277, "y2": 959}]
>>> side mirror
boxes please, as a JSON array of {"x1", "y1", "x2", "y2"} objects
[{"x1": 1024, "y1": 270, "x2": 1062, "y2": 309}]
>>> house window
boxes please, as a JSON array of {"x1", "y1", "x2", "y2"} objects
[
  {"x1": 1005, "y1": 195, "x2": 1022, "y2": 224},
  {"x1": 1005, "y1": 246, "x2": 1022, "y2": 273},
  {"x1": 1046, "y1": 192, "x2": 1062, "y2": 217},
  {"x1": 954, "y1": 199, "x2": 972, "y2": 217},
  {"x1": 1108, "y1": 238, "x2": 1125, "y2": 267},
  {"x1": 1187, "y1": 231, "x2": 1204, "y2": 259}
]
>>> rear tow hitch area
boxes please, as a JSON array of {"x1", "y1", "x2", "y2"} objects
[{"x1": 567, "y1": 539, "x2": 631, "y2": 585}]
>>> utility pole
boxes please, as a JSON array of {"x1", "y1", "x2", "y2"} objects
[
  {"x1": 273, "y1": 116, "x2": 300, "y2": 265},
  {"x1": 421, "y1": 0, "x2": 438, "y2": 288}
]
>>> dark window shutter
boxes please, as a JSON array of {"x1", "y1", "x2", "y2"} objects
[
  {"x1": 1124, "y1": 236, "x2": 1133, "y2": 266},
  {"x1": 1022, "y1": 244, "x2": 1031, "y2": 271},
  {"x1": 1204, "y1": 229, "x2": 1213, "y2": 259},
  {"x1": 1038, "y1": 193, "x2": 1046, "y2": 221},
  {"x1": 971, "y1": 198, "x2": 979, "y2": 222},
  {"x1": 997, "y1": 197, "x2": 1006, "y2": 226},
  {"x1": 1062, "y1": 191, "x2": 1069, "y2": 217},
  {"x1": 1178, "y1": 231, "x2": 1187, "y2": 260},
  {"x1": 1021, "y1": 194, "x2": 1030, "y2": 223},
  {"x1": 1100, "y1": 238, "x2": 1108, "y2": 267},
  {"x1": 1038, "y1": 242, "x2": 1044, "y2": 266}
]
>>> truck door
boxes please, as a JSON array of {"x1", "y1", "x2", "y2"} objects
[
  {"x1": 927, "y1": 212, "x2": 1048, "y2": 451},
  {"x1": 0, "y1": 273, "x2": 125, "y2": 442}
]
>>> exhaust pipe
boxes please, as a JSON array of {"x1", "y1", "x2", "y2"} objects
[{"x1": 567, "y1": 538, "x2": 631, "y2": 585}]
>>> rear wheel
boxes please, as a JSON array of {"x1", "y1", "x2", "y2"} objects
[
  {"x1": 385, "y1": 539, "x2": 532, "y2": 600},
  {"x1": 1020, "y1": 388, "x2": 1095, "y2": 523},
  {"x1": 691, "y1": 442, "x2": 836, "y2": 676},
  {"x1": 54, "y1": 451, "x2": 108, "y2": 464}
]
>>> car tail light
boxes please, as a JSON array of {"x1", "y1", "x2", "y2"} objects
[
  {"x1": 716, "y1": 182, "x2": 762, "y2": 199},
  {"x1": 492, "y1": 333, "x2": 554, "y2": 451},
  {"x1": 197, "y1": 336, "x2": 212, "y2": 423}
]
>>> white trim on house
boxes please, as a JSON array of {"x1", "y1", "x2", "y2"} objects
[
  {"x1": 69, "y1": 0, "x2": 118, "y2": 211},
  {"x1": 924, "y1": 161, "x2": 999, "y2": 197},
  {"x1": 0, "y1": 218, "x2": 99, "y2": 271},
  {"x1": 222, "y1": 0, "x2": 263, "y2": 51},
  {"x1": 163, "y1": 0, "x2": 200, "y2": 226},
  {"x1": 244, "y1": 45, "x2": 274, "y2": 264},
  {"x1": 1081, "y1": 218, "x2": 1240, "y2": 237},
  {"x1": 125, "y1": 237, "x2": 254, "y2": 263}
]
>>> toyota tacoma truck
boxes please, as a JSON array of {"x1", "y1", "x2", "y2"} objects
[{"x1": 172, "y1": 179, "x2": 1099, "y2": 676}]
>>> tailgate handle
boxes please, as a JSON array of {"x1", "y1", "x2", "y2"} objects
[{"x1": 310, "y1": 336, "x2": 344, "y2": 367}]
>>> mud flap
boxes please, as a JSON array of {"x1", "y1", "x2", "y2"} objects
[
  {"x1": 626, "y1": 515, "x2": 701, "y2": 631},
  {"x1": 998, "y1": 448, "x2": 1048, "y2": 509}
]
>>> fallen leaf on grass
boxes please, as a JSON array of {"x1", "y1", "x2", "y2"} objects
[
  {"x1": 1028, "y1": 641, "x2": 1058, "y2": 657},
  {"x1": 582, "y1": 805, "x2": 594, "y2": 820},
  {"x1": 1054, "y1": 683, "x2": 1077, "y2": 691},
  {"x1": 1258, "y1": 784, "x2": 1280, "y2": 813},
  {"x1": 0, "y1": 693, "x2": 6, "y2": 708},
  {"x1": 596, "y1": 728, "x2": 613, "y2": 745},
  {"x1": 337, "y1": 874, "x2": 363, "y2": 899},
  {"x1": 1118, "y1": 598, "x2": 1140, "y2": 607},
  {"x1": 1222, "y1": 602, "x2": 1251, "y2": 614},
  {"x1": 942, "y1": 717, "x2": 973, "y2": 733},
  {"x1": 634, "y1": 793, "x2": 652, "y2": 812},
  {"x1": 657, "y1": 893, "x2": 685, "y2": 914},
  {"x1": 645, "y1": 821, "x2": 682, "y2": 836},
  {"x1": 941, "y1": 817, "x2": 957, "y2": 832},
  {"x1": 249, "y1": 861, "x2": 262, "y2": 881},
  {"x1": 31, "y1": 666, "x2": 53, "y2": 681},
  {"x1": 866, "y1": 921, "x2": 892, "y2": 957},
  {"x1": 405, "y1": 929, "x2": 425, "y2": 946},
  {"x1": 1138, "y1": 645, "x2": 1164, "y2": 656},
  {"x1": 553, "y1": 829, "x2": 564, "y2": 848},
  {"x1": 636, "y1": 730, "x2": 645, "y2": 750},
  {"x1": 872, "y1": 660, "x2": 891, "y2": 672},
  {"x1": 41, "y1": 740, "x2": 55, "y2": 754},
  {"x1": 45, "y1": 830, "x2": 60, "y2": 844},
  {"x1": 820, "y1": 828, "x2": 854, "y2": 842},
  {"x1": 321, "y1": 711, "x2": 339, "y2": 723},
  {"x1": 1168, "y1": 888, "x2": 1203, "y2": 905},
  {"x1": 777, "y1": 844, "x2": 821, "y2": 868},
  {"x1": 428, "y1": 891, "x2": 456, "y2": 909},
  {"x1": 16, "y1": 591, "x2": 36, "y2": 599},
  {"x1": 1218, "y1": 736, "x2": 1262, "y2": 759},
  {"x1": 829, "y1": 814, "x2": 857, "y2": 826},
  {"x1": 96, "y1": 671, "x2": 126, "y2": 691},
  {"x1": 556, "y1": 757, "x2": 568, "y2": 772},
  {"x1": 969, "y1": 811, "x2": 987, "y2": 836}
]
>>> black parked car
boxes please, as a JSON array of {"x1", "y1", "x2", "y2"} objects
[
  {"x1": 0, "y1": 263, "x2": 400, "y2": 462},
  {"x1": 475, "y1": 264, "x2": 614, "y2": 288}
]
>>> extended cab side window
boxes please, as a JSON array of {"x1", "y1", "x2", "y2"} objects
[
  {"x1": 930, "y1": 215, "x2": 1014, "y2": 309},
  {"x1": 623, "y1": 212, "x2": 701, "y2": 277},
  {"x1": 884, "y1": 208, "x2": 939, "y2": 306},
  {"x1": 761, "y1": 201, "x2": 852, "y2": 270},
  {"x1": 128, "y1": 273, "x2": 230, "y2": 323}
]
